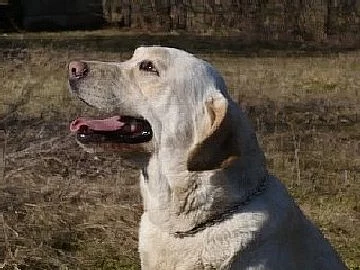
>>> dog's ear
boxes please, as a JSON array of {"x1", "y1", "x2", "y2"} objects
[{"x1": 187, "y1": 93, "x2": 239, "y2": 171}]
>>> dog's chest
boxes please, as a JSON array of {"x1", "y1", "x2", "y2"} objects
[{"x1": 139, "y1": 212, "x2": 267, "y2": 270}]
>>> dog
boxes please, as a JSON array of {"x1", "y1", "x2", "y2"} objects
[{"x1": 68, "y1": 47, "x2": 346, "y2": 269}]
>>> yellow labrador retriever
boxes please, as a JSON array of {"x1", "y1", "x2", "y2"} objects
[{"x1": 68, "y1": 47, "x2": 346, "y2": 270}]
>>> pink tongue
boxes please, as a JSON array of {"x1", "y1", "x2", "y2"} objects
[{"x1": 70, "y1": 116, "x2": 125, "y2": 132}]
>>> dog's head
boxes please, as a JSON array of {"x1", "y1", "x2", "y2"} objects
[{"x1": 68, "y1": 47, "x2": 263, "y2": 171}]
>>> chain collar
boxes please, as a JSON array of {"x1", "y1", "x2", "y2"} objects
[{"x1": 173, "y1": 174, "x2": 269, "y2": 238}]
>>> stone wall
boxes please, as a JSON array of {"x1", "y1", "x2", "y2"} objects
[{"x1": 102, "y1": 0, "x2": 360, "y2": 46}]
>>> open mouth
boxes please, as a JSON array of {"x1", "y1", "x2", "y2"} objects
[{"x1": 70, "y1": 115, "x2": 152, "y2": 144}]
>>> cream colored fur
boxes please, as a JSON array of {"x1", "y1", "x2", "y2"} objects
[{"x1": 71, "y1": 47, "x2": 346, "y2": 269}]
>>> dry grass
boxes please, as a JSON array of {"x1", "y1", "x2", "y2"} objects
[
  {"x1": 1, "y1": 123, "x2": 142, "y2": 269},
  {"x1": 0, "y1": 33, "x2": 359, "y2": 269}
]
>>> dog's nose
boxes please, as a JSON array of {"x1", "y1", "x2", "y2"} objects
[{"x1": 68, "y1": 61, "x2": 89, "y2": 79}]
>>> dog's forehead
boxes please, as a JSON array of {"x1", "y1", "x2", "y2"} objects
[{"x1": 132, "y1": 47, "x2": 194, "y2": 62}]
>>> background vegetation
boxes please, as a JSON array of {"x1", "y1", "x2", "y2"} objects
[{"x1": 0, "y1": 32, "x2": 359, "y2": 269}]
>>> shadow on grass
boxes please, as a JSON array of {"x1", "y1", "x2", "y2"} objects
[{"x1": 0, "y1": 33, "x2": 359, "y2": 56}]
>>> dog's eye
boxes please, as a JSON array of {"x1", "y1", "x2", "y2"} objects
[{"x1": 139, "y1": 60, "x2": 159, "y2": 75}]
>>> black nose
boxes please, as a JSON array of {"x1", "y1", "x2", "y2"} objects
[{"x1": 68, "y1": 61, "x2": 89, "y2": 79}]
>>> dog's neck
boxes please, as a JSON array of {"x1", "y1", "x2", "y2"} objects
[
  {"x1": 173, "y1": 173, "x2": 268, "y2": 238},
  {"x1": 140, "y1": 148, "x2": 267, "y2": 234}
]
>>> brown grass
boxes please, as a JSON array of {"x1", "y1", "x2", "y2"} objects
[{"x1": 0, "y1": 34, "x2": 359, "y2": 269}]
